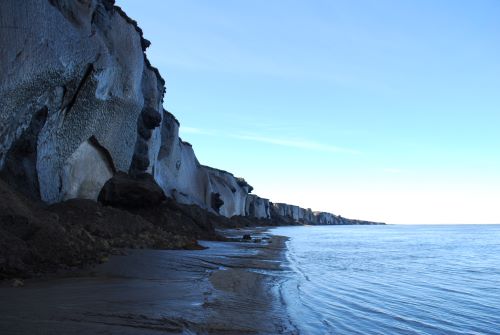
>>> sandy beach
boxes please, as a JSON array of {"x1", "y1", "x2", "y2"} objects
[{"x1": 0, "y1": 229, "x2": 298, "y2": 334}]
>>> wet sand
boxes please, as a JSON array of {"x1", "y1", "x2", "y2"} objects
[{"x1": 0, "y1": 229, "x2": 298, "y2": 334}]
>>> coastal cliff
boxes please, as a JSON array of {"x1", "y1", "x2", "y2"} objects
[
  {"x1": 0, "y1": 0, "x2": 164, "y2": 203},
  {"x1": 0, "y1": 0, "x2": 382, "y2": 278}
]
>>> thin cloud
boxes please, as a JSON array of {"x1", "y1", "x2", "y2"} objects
[
  {"x1": 180, "y1": 126, "x2": 360, "y2": 155},
  {"x1": 233, "y1": 134, "x2": 360, "y2": 154},
  {"x1": 181, "y1": 127, "x2": 216, "y2": 135}
]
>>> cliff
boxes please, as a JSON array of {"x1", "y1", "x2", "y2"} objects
[
  {"x1": 0, "y1": 0, "x2": 164, "y2": 203},
  {"x1": 0, "y1": 0, "x2": 383, "y2": 277},
  {"x1": 0, "y1": 0, "x2": 384, "y2": 225}
]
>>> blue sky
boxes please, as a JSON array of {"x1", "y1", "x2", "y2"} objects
[{"x1": 119, "y1": 0, "x2": 500, "y2": 224}]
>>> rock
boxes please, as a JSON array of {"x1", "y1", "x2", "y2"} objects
[
  {"x1": 0, "y1": 0, "x2": 165, "y2": 203},
  {"x1": 211, "y1": 192, "x2": 224, "y2": 214},
  {"x1": 141, "y1": 107, "x2": 162, "y2": 129},
  {"x1": 204, "y1": 167, "x2": 252, "y2": 217},
  {"x1": 0, "y1": 107, "x2": 48, "y2": 199},
  {"x1": 242, "y1": 234, "x2": 252, "y2": 241},
  {"x1": 11, "y1": 279, "x2": 24, "y2": 287},
  {"x1": 155, "y1": 113, "x2": 254, "y2": 218},
  {"x1": 246, "y1": 195, "x2": 271, "y2": 219},
  {"x1": 98, "y1": 172, "x2": 166, "y2": 208}
]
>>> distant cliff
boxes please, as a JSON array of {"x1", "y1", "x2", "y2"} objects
[{"x1": 0, "y1": 0, "x2": 383, "y2": 226}]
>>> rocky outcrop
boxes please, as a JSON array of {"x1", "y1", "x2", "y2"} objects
[
  {"x1": 204, "y1": 166, "x2": 252, "y2": 217},
  {"x1": 270, "y1": 203, "x2": 383, "y2": 225},
  {"x1": 0, "y1": 178, "x2": 199, "y2": 279},
  {"x1": 154, "y1": 111, "x2": 252, "y2": 216},
  {"x1": 98, "y1": 172, "x2": 166, "y2": 208},
  {"x1": 245, "y1": 195, "x2": 271, "y2": 220},
  {"x1": 272, "y1": 203, "x2": 302, "y2": 222},
  {"x1": 155, "y1": 112, "x2": 210, "y2": 210},
  {"x1": 0, "y1": 0, "x2": 164, "y2": 204}
]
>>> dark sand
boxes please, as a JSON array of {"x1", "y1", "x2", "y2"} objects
[{"x1": 0, "y1": 229, "x2": 298, "y2": 334}]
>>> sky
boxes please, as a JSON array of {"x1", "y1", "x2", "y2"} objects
[{"x1": 118, "y1": 0, "x2": 500, "y2": 224}]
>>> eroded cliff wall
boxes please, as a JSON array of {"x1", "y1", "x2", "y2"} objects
[
  {"x1": 0, "y1": 0, "x2": 164, "y2": 203},
  {"x1": 203, "y1": 166, "x2": 252, "y2": 217},
  {"x1": 155, "y1": 111, "x2": 209, "y2": 209},
  {"x1": 245, "y1": 194, "x2": 271, "y2": 219}
]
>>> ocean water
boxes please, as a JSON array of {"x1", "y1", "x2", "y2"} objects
[{"x1": 272, "y1": 225, "x2": 500, "y2": 335}]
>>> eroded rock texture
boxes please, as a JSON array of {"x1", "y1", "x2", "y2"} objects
[
  {"x1": 246, "y1": 195, "x2": 271, "y2": 220},
  {"x1": 0, "y1": 0, "x2": 163, "y2": 203}
]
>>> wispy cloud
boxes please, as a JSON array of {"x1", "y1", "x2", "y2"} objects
[
  {"x1": 180, "y1": 125, "x2": 360, "y2": 155},
  {"x1": 181, "y1": 127, "x2": 217, "y2": 136},
  {"x1": 232, "y1": 134, "x2": 360, "y2": 154}
]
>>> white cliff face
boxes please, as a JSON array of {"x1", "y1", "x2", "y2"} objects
[
  {"x1": 303, "y1": 208, "x2": 315, "y2": 223},
  {"x1": 204, "y1": 167, "x2": 251, "y2": 217},
  {"x1": 60, "y1": 138, "x2": 114, "y2": 200},
  {"x1": 155, "y1": 112, "x2": 210, "y2": 209},
  {"x1": 314, "y1": 212, "x2": 338, "y2": 225},
  {"x1": 246, "y1": 195, "x2": 271, "y2": 219},
  {"x1": 154, "y1": 111, "x2": 253, "y2": 217},
  {"x1": 0, "y1": 0, "x2": 164, "y2": 203},
  {"x1": 272, "y1": 203, "x2": 286, "y2": 217},
  {"x1": 272, "y1": 203, "x2": 297, "y2": 221},
  {"x1": 272, "y1": 203, "x2": 319, "y2": 224}
]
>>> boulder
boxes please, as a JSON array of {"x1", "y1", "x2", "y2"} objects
[{"x1": 98, "y1": 172, "x2": 166, "y2": 208}]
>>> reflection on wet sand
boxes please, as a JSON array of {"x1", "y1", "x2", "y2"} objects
[{"x1": 0, "y1": 229, "x2": 298, "y2": 334}]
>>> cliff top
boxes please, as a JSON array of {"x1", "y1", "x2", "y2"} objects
[{"x1": 113, "y1": 4, "x2": 166, "y2": 89}]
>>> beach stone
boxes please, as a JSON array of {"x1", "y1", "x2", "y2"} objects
[{"x1": 11, "y1": 279, "x2": 24, "y2": 287}]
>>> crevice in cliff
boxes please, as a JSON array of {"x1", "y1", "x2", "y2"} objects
[
  {"x1": 130, "y1": 107, "x2": 162, "y2": 176},
  {"x1": 61, "y1": 63, "x2": 94, "y2": 116},
  {"x1": 88, "y1": 136, "x2": 117, "y2": 174},
  {"x1": 211, "y1": 192, "x2": 224, "y2": 214},
  {"x1": 0, "y1": 106, "x2": 48, "y2": 200}
]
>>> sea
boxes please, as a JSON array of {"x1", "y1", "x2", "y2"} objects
[{"x1": 272, "y1": 224, "x2": 500, "y2": 335}]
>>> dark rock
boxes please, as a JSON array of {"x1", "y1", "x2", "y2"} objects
[
  {"x1": 11, "y1": 279, "x2": 24, "y2": 287},
  {"x1": 211, "y1": 192, "x2": 224, "y2": 213},
  {"x1": 134, "y1": 138, "x2": 149, "y2": 155},
  {"x1": 102, "y1": 0, "x2": 115, "y2": 11},
  {"x1": 0, "y1": 107, "x2": 48, "y2": 199},
  {"x1": 242, "y1": 234, "x2": 251, "y2": 241},
  {"x1": 129, "y1": 137, "x2": 151, "y2": 174},
  {"x1": 98, "y1": 172, "x2": 166, "y2": 208},
  {"x1": 141, "y1": 107, "x2": 162, "y2": 129},
  {"x1": 236, "y1": 177, "x2": 253, "y2": 193},
  {"x1": 138, "y1": 122, "x2": 153, "y2": 140},
  {"x1": 141, "y1": 38, "x2": 151, "y2": 51},
  {"x1": 130, "y1": 153, "x2": 150, "y2": 174}
]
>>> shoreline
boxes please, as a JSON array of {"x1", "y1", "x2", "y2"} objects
[{"x1": 0, "y1": 228, "x2": 298, "y2": 334}]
